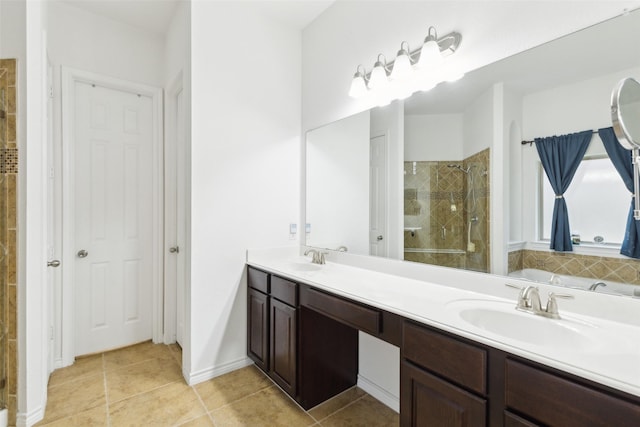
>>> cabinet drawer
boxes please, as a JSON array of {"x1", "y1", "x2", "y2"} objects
[
  {"x1": 504, "y1": 411, "x2": 539, "y2": 427},
  {"x1": 271, "y1": 275, "x2": 297, "y2": 306},
  {"x1": 248, "y1": 267, "x2": 269, "y2": 293},
  {"x1": 403, "y1": 322, "x2": 487, "y2": 395},
  {"x1": 301, "y1": 287, "x2": 381, "y2": 335},
  {"x1": 400, "y1": 360, "x2": 486, "y2": 427},
  {"x1": 506, "y1": 359, "x2": 640, "y2": 427}
]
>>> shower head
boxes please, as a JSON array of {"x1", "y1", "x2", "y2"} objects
[{"x1": 447, "y1": 164, "x2": 470, "y2": 174}]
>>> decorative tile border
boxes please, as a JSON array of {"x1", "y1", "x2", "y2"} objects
[{"x1": 508, "y1": 249, "x2": 640, "y2": 286}]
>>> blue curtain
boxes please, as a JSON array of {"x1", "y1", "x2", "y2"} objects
[
  {"x1": 598, "y1": 127, "x2": 640, "y2": 259},
  {"x1": 535, "y1": 131, "x2": 592, "y2": 251}
]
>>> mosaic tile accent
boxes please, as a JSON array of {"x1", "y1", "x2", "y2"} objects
[
  {"x1": 0, "y1": 148, "x2": 18, "y2": 174},
  {"x1": 508, "y1": 249, "x2": 640, "y2": 286}
]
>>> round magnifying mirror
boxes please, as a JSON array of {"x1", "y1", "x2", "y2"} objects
[{"x1": 612, "y1": 77, "x2": 640, "y2": 150}]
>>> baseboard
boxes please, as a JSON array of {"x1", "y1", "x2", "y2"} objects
[
  {"x1": 357, "y1": 374, "x2": 400, "y2": 413},
  {"x1": 16, "y1": 405, "x2": 45, "y2": 427},
  {"x1": 186, "y1": 356, "x2": 253, "y2": 385}
]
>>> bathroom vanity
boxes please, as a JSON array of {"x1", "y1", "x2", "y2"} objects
[{"x1": 246, "y1": 250, "x2": 640, "y2": 426}]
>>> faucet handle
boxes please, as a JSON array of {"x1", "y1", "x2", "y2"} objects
[
  {"x1": 545, "y1": 292, "x2": 574, "y2": 318},
  {"x1": 505, "y1": 284, "x2": 535, "y2": 310}
]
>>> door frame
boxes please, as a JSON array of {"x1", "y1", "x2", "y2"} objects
[
  {"x1": 60, "y1": 67, "x2": 164, "y2": 365},
  {"x1": 163, "y1": 71, "x2": 185, "y2": 345}
]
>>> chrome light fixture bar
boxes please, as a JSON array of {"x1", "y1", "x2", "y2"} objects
[{"x1": 349, "y1": 27, "x2": 463, "y2": 102}]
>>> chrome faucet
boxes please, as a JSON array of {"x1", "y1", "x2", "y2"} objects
[
  {"x1": 335, "y1": 246, "x2": 348, "y2": 252},
  {"x1": 506, "y1": 284, "x2": 574, "y2": 319},
  {"x1": 588, "y1": 281, "x2": 607, "y2": 291},
  {"x1": 304, "y1": 249, "x2": 327, "y2": 265}
]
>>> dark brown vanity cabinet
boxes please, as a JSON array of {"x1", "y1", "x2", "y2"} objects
[
  {"x1": 247, "y1": 267, "x2": 298, "y2": 398},
  {"x1": 401, "y1": 322, "x2": 487, "y2": 427},
  {"x1": 248, "y1": 265, "x2": 640, "y2": 425},
  {"x1": 401, "y1": 321, "x2": 640, "y2": 427},
  {"x1": 504, "y1": 358, "x2": 640, "y2": 427}
]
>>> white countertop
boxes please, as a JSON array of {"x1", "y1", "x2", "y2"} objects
[{"x1": 247, "y1": 247, "x2": 640, "y2": 398}]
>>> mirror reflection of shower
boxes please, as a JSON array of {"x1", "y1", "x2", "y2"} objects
[{"x1": 404, "y1": 149, "x2": 490, "y2": 273}]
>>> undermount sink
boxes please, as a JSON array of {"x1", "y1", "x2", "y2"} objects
[
  {"x1": 448, "y1": 299, "x2": 599, "y2": 351},
  {"x1": 288, "y1": 262, "x2": 323, "y2": 272}
]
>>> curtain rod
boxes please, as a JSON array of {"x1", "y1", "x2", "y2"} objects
[{"x1": 521, "y1": 130, "x2": 599, "y2": 146}]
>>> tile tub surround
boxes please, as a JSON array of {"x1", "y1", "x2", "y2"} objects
[
  {"x1": 508, "y1": 249, "x2": 640, "y2": 286},
  {"x1": 0, "y1": 58, "x2": 17, "y2": 427},
  {"x1": 35, "y1": 341, "x2": 397, "y2": 426},
  {"x1": 248, "y1": 247, "x2": 640, "y2": 398}
]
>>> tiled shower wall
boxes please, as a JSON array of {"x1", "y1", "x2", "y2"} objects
[
  {"x1": 404, "y1": 148, "x2": 490, "y2": 272},
  {"x1": 508, "y1": 249, "x2": 640, "y2": 286},
  {"x1": 0, "y1": 58, "x2": 17, "y2": 426}
]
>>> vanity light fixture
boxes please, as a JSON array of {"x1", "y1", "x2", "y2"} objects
[{"x1": 348, "y1": 26, "x2": 462, "y2": 100}]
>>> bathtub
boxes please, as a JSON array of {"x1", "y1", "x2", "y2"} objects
[{"x1": 508, "y1": 268, "x2": 640, "y2": 298}]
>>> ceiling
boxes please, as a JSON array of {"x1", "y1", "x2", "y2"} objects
[
  {"x1": 62, "y1": 0, "x2": 335, "y2": 35},
  {"x1": 405, "y1": 7, "x2": 640, "y2": 115}
]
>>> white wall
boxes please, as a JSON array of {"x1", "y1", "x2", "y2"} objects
[
  {"x1": 307, "y1": 111, "x2": 370, "y2": 253},
  {"x1": 404, "y1": 114, "x2": 463, "y2": 161},
  {"x1": 463, "y1": 87, "x2": 494, "y2": 158},
  {"x1": 1, "y1": 0, "x2": 50, "y2": 425},
  {"x1": 46, "y1": 1, "x2": 164, "y2": 87},
  {"x1": 519, "y1": 67, "x2": 640, "y2": 243},
  {"x1": 189, "y1": 1, "x2": 301, "y2": 383}
]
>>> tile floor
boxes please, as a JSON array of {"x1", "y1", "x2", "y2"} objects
[{"x1": 35, "y1": 341, "x2": 399, "y2": 426}]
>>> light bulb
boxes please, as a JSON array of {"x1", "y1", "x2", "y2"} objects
[
  {"x1": 391, "y1": 44, "x2": 413, "y2": 81},
  {"x1": 369, "y1": 62, "x2": 389, "y2": 90},
  {"x1": 348, "y1": 74, "x2": 368, "y2": 98},
  {"x1": 418, "y1": 39, "x2": 443, "y2": 68}
]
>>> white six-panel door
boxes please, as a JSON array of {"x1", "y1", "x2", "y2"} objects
[
  {"x1": 369, "y1": 134, "x2": 388, "y2": 257},
  {"x1": 73, "y1": 81, "x2": 154, "y2": 356}
]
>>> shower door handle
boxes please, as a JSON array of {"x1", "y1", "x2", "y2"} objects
[{"x1": 77, "y1": 249, "x2": 88, "y2": 258}]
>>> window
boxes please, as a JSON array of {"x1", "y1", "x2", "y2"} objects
[{"x1": 541, "y1": 157, "x2": 630, "y2": 245}]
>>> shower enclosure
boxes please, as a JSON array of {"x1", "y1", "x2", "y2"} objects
[
  {"x1": 404, "y1": 148, "x2": 490, "y2": 272},
  {"x1": 0, "y1": 58, "x2": 16, "y2": 425},
  {"x1": 0, "y1": 61, "x2": 8, "y2": 417}
]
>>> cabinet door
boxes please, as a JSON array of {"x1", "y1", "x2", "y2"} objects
[
  {"x1": 504, "y1": 411, "x2": 539, "y2": 427},
  {"x1": 401, "y1": 361, "x2": 486, "y2": 427},
  {"x1": 247, "y1": 288, "x2": 269, "y2": 372},
  {"x1": 270, "y1": 298, "x2": 297, "y2": 397}
]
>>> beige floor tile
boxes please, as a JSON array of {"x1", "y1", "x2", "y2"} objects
[
  {"x1": 177, "y1": 415, "x2": 216, "y2": 427},
  {"x1": 38, "y1": 373, "x2": 106, "y2": 424},
  {"x1": 169, "y1": 343, "x2": 183, "y2": 367},
  {"x1": 35, "y1": 405, "x2": 108, "y2": 427},
  {"x1": 320, "y1": 395, "x2": 399, "y2": 427},
  {"x1": 103, "y1": 340, "x2": 174, "y2": 370},
  {"x1": 210, "y1": 386, "x2": 315, "y2": 427},
  {"x1": 106, "y1": 357, "x2": 184, "y2": 403},
  {"x1": 109, "y1": 381, "x2": 206, "y2": 426},
  {"x1": 308, "y1": 387, "x2": 366, "y2": 421},
  {"x1": 48, "y1": 354, "x2": 104, "y2": 387},
  {"x1": 194, "y1": 365, "x2": 271, "y2": 411}
]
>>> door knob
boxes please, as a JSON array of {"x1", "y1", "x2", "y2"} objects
[
  {"x1": 77, "y1": 249, "x2": 88, "y2": 258},
  {"x1": 377, "y1": 235, "x2": 384, "y2": 241},
  {"x1": 47, "y1": 260, "x2": 61, "y2": 267},
  {"x1": 169, "y1": 246, "x2": 179, "y2": 254}
]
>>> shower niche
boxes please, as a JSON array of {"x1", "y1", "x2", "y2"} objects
[{"x1": 404, "y1": 148, "x2": 490, "y2": 272}]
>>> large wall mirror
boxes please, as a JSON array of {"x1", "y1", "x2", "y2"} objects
[{"x1": 306, "y1": 9, "x2": 640, "y2": 297}]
